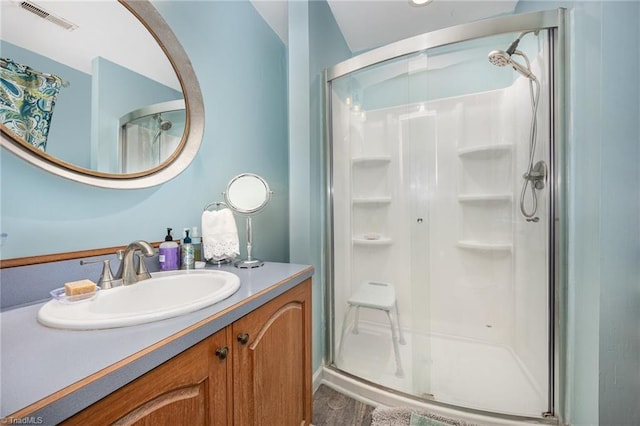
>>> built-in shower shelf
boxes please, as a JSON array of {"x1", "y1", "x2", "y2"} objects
[
  {"x1": 457, "y1": 194, "x2": 512, "y2": 203},
  {"x1": 353, "y1": 237, "x2": 392, "y2": 246},
  {"x1": 457, "y1": 143, "x2": 513, "y2": 159},
  {"x1": 352, "y1": 197, "x2": 392, "y2": 205},
  {"x1": 456, "y1": 240, "x2": 513, "y2": 252},
  {"x1": 352, "y1": 156, "x2": 391, "y2": 166}
]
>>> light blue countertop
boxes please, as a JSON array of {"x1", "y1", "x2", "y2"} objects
[{"x1": 0, "y1": 262, "x2": 313, "y2": 425}]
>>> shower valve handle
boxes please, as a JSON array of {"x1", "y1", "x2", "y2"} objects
[{"x1": 523, "y1": 160, "x2": 547, "y2": 190}]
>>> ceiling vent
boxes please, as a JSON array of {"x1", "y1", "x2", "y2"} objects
[{"x1": 19, "y1": 1, "x2": 78, "y2": 31}]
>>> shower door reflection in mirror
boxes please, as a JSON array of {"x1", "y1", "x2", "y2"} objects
[
  {"x1": 119, "y1": 100, "x2": 185, "y2": 173},
  {"x1": 329, "y1": 29, "x2": 553, "y2": 417}
]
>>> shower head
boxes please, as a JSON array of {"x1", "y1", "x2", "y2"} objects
[
  {"x1": 488, "y1": 49, "x2": 536, "y2": 80},
  {"x1": 151, "y1": 120, "x2": 172, "y2": 145},
  {"x1": 159, "y1": 119, "x2": 172, "y2": 131},
  {"x1": 488, "y1": 31, "x2": 539, "y2": 81},
  {"x1": 153, "y1": 113, "x2": 172, "y2": 132},
  {"x1": 488, "y1": 50, "x2": 511, "y2": 67}
]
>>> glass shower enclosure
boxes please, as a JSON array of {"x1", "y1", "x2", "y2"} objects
[
  {"x1": 119, "y1": 99, "x2": 185, "y2": 174},
  {"x1": 326, "y1": 10, "x2": 563, "y2": 420}
]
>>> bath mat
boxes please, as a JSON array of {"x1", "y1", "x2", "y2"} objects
[
  {"x1": 370, "y1": 406, "x2": 478, "y2": 426},
  {"x1": 409, "y1": 412, "x2": 450, "y2": 426}
]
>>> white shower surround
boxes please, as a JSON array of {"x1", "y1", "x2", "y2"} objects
[{"x1": 331, "y1": 47, "x2": 550, "y2": 417}]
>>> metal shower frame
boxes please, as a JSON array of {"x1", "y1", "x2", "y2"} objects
[{"x1": 323, "y1": 8, "x2": 567, "y2": 422}]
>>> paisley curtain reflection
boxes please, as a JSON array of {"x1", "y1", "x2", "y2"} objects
[{"x1": 0, "y1": 57, "x2": 67, "y2": 151}]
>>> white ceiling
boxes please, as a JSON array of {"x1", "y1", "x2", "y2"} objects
[{"x1": 252, "y1": 0, "x2": 519, "y2": 52}]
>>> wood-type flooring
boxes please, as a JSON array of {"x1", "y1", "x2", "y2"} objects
[{"x1": 313, "y1": 384, "x2": 374, "y2": 426}]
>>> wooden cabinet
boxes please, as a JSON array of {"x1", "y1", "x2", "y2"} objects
[
  {"x1": 232, "y1": 279, "x2": 312, "y2": 426},
  {"x1": 62, "y1": 279, "x2": 311, "y2": 426},
  {"x1": 63, "y1": 328, "x2": 229, "y2": 426}
]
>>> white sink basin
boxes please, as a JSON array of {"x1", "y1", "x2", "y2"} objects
[{"x1": 37, "y1": 270, "x2": 241, "y2": 330}]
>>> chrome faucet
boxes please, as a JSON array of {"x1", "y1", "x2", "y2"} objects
[{"x1": 116, "y1": 240, "x2": 155, "y2": 286}]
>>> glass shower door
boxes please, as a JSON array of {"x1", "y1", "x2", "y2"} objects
[
  {"x1": 332, "y1": 51, "x2": 431, "y2": 397},
  {"x1": 330, "y1": 28, "x2": 552, "y2": 417},
  {"x1": 331, "y1": 54, "x2": 431, "y2": 394}
]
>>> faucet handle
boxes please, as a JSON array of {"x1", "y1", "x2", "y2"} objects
[
  {"x1": 136, "y1": 252, "x2": 152, "y2": 281},
  {"x1": 80, "y1": 259, "x2": 118, "y2": 290}
]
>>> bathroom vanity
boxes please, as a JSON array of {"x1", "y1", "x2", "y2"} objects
[{"x1": 1, "y1": 262, "x2": 313, "y2": 425}]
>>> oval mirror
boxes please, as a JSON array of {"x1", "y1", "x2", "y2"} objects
[
  {"x1": 0, "y1": 0, "x2": 204, "y2": 189},
  {"x1": 224, "y1": 173, "x2": 272, "y2": 215}
]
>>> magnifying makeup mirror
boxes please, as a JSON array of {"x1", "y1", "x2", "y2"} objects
[{"x1": 223, "y1": 173, "x2": 272, "y2": 268}]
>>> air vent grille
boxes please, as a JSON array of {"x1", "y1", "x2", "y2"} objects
[{"x1": 19, "y1": 1, "x2": 78, "y2": 31}]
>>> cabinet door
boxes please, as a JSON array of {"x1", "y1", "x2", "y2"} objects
[
  {"x1": 232, "y1": 279, "x2": 312, "y2": 426},
  {"x1": 62, "y1": 329, "x2": 229, "y2": 426}
]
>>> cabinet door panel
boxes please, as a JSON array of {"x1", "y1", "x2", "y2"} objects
[
  {"x1": 232, "y1": 280, "x2": 312, "y2": 426},
  {"x1": 63, "y1": 329, "x2": 228, "y2": 426},
  {"x1": 117, "y1": 383, "x2": 207, "y2": 426}
]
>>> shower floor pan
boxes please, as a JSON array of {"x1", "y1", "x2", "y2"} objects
[{"x1": 335, "y1": 322, "x2": 546, "y2": 418}]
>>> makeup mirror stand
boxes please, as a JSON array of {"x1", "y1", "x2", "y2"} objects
[
  {"x1": 223, "y1": 173, "x2": 272, "y2": 269},
  {"x1": 237, "y1": 216, "x2": 262, "y2": 268}
]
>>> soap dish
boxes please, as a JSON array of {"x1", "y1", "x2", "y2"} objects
[{"x1": 50, "y1": 287, "x2": 100, "y2": 304}]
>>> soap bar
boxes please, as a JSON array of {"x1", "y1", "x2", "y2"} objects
[{"x1": 64, "y1": 279, "x2": 97, "y2": 296}]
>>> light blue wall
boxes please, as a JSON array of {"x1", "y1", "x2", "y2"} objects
[
  {"x1": 515, "y1": 1, "x2": 640, "y2": 425},
  {"x1": 92, "y1": 57, "x2": 181, "y2": 172},
  {"x1": 288, "y1": 1, "x2": 311, "y2": 271},
  {"x1": 596, "y1": 2, "x2": 640, "y2": 424},
  {"x1": 0, "y1": 1, "x2": 289, "y2": 265},
  {"x1": 1, "y1": 41, "x2": 92, "y2": 168}
]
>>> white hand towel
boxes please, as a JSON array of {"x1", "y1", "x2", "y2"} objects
[{"x1": 201, "y1": 208, "x2": 240, "y2": 261}]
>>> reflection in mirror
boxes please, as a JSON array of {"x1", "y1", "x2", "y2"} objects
[
  {"x1": 1, "y1": 0, "x2": 182, "y2": 172},
  {"x1": 0, "y1": 0, "x2": 203, "y2": 188},
  {"x1": 119, "y1": 100, "x2": 185, "y2": 173},
  {"x1": 0, "y1": 57, "x2": 67, "y2": 152},
  {"x1": 225, "y1": 173, "x2": 272, "y2": 214},
  {"x1": 224, "y1": 173, "x2": 273, "y2": 268}
]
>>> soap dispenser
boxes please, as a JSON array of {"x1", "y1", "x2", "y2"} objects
[
  {"x1": 159, "y1": 228, "x2": 179, "y2": 271},
  {"x1": 191, "y1": 226, "x2": 202, "y2": 262},
  {"x1": 181, "y1": 229, "x2": 195, "y2": 270}
]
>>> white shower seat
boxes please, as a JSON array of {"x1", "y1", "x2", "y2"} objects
[{"x1": 338, "y1": 280, "x2": 406, "y2": 377}]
